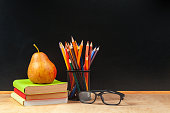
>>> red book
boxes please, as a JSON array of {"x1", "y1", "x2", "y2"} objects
[
  {"x1": 14, "y1": 88, "x2": 67, "y2": 101},
  {"x1": 14, "y1": 88, "x2": 26, "y2": 99}
]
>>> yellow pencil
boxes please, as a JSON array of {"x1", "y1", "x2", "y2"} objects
[
  {"x1": 59, "y1": 42, "x2": 69, "y2": 70},
  {"x1": 77, "y1": 40, "x2": 83, "y2": 68}
]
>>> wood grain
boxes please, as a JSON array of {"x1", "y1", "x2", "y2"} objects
[
  {"x1": 120, "y1": 91, "x2": 170, "y2": 94},
  {"x1": 1, "y1": 93, "x2": 170, "y2": 113},
  {"x1": 0, "y1": 91, "x2": 13, "y2": 94},
  {"x1": 1, "y1": 91, "x2": 170, "y2": 94}
]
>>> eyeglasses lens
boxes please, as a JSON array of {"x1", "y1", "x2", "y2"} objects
[
  {"x1": 79, "y1": 92, "x2": 96, "y2": 103},
  {"x1": 102, "y1": 92, "x2": 121, "y2": 105}
]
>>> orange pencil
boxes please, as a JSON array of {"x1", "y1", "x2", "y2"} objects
[
  {"x1": 85, "y1": 41, "x2": 89, "y2": 70},
  {"x1": 77, "y1": 40, "x2": 83, "y2": 68},
  {"x1": 75, "y1": 41, "x2": 79, "y2": 52},
  {"x1": 71, "y1": 36, "x2": 78, "y2": 59}
]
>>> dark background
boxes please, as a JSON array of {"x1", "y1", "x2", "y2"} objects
[{"x1": 1, "y1": 0, "x2": 170, "y2": 90}]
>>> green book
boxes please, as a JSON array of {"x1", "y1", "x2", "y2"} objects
[{"x1": 13, "y1": 79, "x2": 67, "y2": 95}]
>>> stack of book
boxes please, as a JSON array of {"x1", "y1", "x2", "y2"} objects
[{"x1": 11, "y1": 79, "x2": 68, "y2": 106}]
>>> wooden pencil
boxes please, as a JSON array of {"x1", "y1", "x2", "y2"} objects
[
  {"x1": 69, "y1": 59, "x2": 80, "y2": 91},
  {"x1": 68, "y1": 43, "x2": 75, "y2": 64},
  {"x1": 71, "y1": 36, "x2": 78, "y2": 59},
  {"x1": 70, "y1": 44, "x2": 79, "y2": 69},
  {"x1": 70, "y1": 44, "x2": 84, "y2": 90},
  {"x1": 67, "y1": 48, "x2": 77, "y2": 91},
  {"x1": 67, "y1": 49, "x2": 76, "y2": 70},
  {"x1": 81, "y1": 57, "x2": 87, "y2": 90},
  {"x1": 75, "y1": 41, "x2": 79, "y2": 53},
  {"x1": 77, "y1": 40, "x2": 83, "y2": 69},
  {"x1": 59, "y1": 38, "x2": 99, "y2": 93},
  {"x1": 91, "y1": 47, "x2": 96, "y2": 59},
  {"x1": 84, "y1": 41, "x2": 89, "y2": 91},
  {"x1": 85, "y1": 41, "x2": 89, "y2": 70},
  {"x1": 59, "y1": 42, "x2": 69, "y2": 70},
  {"x1": 64, "y1": 44, "x2": 71, "y2": 70},
  {"x1": 88, "y1": 42, "x2": 92, "y2": 69},
  {"x1": 90, "y1": 47, "x2": 99, "y2": 65}
]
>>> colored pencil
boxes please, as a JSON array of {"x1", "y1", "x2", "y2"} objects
[
  {"x1": 71, "y1": 37, "x2": 78, "y2": 59},
  {"x1": 84, "y1": 41, "x2": 89, "y2": 91},
  {"x1": 85, "y1": 41, "x2": 89, "y2": 70},
  {"x1": 77, "y1": 40, "x2": 83, "y2": 68},
  {"x1": 59, "y1": 42, "x2": 69, "y2": 70},
  {"x1": 68, "y1": 43, "x2": 75, "y2": 64},
  {"x1": 90, "y1": 47, "x2": 99, "y2": 65},
  {"x1": 88, "y1": 42, "x2": 92, "y2": 69},
  {"x1": 69, "y1": 59, "x2": 80, "y2": 91},
  {"x1": 67, "y1": 49, "x2": 76, "y2": 69},
  {"x1": 91, "y1": 47, "x2": 96, "y2": 59},
  {"x1": 59, "y1": 38, "x2": 99, "y2": 94},
  {"x1": 70, "y1": 85, "x2": 77, "y2": 98},
  {"x1": 70, "y1": 44, "x2": 79, "y2": 70},
  {"x1": 63, "y1": 43, "x2": 73, "y2": 88},
  {"x1": 75, "y1": 41, "x2": 79, "y2": 52},
  {"x1": 67, "y1": 47, "x2": 76, "y2": 87},
  {"x1": 81, "y1": 57, "x2": 87, "y2": 90},
  {"x1": 64, "y1": 44, "x2": 71, "y2": 70},
  {"x1": 70, "y1": 44, "x2": 84, "y2": 90}
]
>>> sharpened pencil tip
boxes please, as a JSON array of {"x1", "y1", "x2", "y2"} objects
[
  {"x1": 60, "y1": 42, "x2": 63, "y2": 47},
  {"x1": 81, "y1": 40, "x2": 83, "y2": 45},
  {"x1": 70, "y1": 45, "x2": 73, "y2": 49},
  {"x1": 87, "y1": 41, "x2": 89, "y2": 46},
  {"x1": 59, "y1": 42, "x2": 62, "y2": 46},
  {"x1": 71, "y1": 36, "x2": 74, "y2": 42},
  {"x1": 97, "y1": 47, "x2": 99, "y2": 50},
  {"x1": 90, "y1": 42, "x2": 92, "y2": 46}
]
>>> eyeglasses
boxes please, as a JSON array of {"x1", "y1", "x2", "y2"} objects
[{"x1": 79, "y1": 90, "x2": 125, "y2": 105}]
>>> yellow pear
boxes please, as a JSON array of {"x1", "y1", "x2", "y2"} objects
[{"x1": 27, "y1": 44, "x2": 57, "y2": 83}]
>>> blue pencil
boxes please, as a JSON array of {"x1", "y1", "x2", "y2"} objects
[
  {"x1": 91, "y1": 47, "x2": 96, "y2": 59},
  {"x1": 70, "y1": 85, "x2": 76, "y2": 97},
  {"x1": 81, "y1": 57, "x2": 87, "y2": 90}
]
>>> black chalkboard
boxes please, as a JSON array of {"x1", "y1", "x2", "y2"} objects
[{"x1": 1, "y1": 0, "x2": 170, "y2": 91}]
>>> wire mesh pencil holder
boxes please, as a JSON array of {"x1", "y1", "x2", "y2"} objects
[{"x1": 66, "y1": 70, "x2": 90, "y2": 101}]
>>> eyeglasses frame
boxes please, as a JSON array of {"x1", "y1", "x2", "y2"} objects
[{"x1": 79, "y1": 90, "x2": 125, "y2": 105}]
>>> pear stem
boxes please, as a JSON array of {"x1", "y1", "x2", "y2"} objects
[{"x1": 33, "y1": 44, "x2": 40, "y2": 53}]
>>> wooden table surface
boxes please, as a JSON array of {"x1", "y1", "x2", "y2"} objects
[{"x1": 1, "y1": 91, "x2": 170, "y2": 113}]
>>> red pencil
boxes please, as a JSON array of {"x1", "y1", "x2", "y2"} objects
[
  {"x1": 84, "y1": 41, "x2": 89, "y2": 91},
  {"x1": 88, "y1": 42, "x2": 92, "y2": 69},
  {"x1": 65, "y1": 44, "x2": 71, "y2": 70},
  {"x1": 64, "y1": 44, "x2": 73, "y2": 90}
]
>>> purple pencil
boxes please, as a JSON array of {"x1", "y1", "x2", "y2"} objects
[{"x1": 90, "y1": 47, "x2": 99, "y2": 66}]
